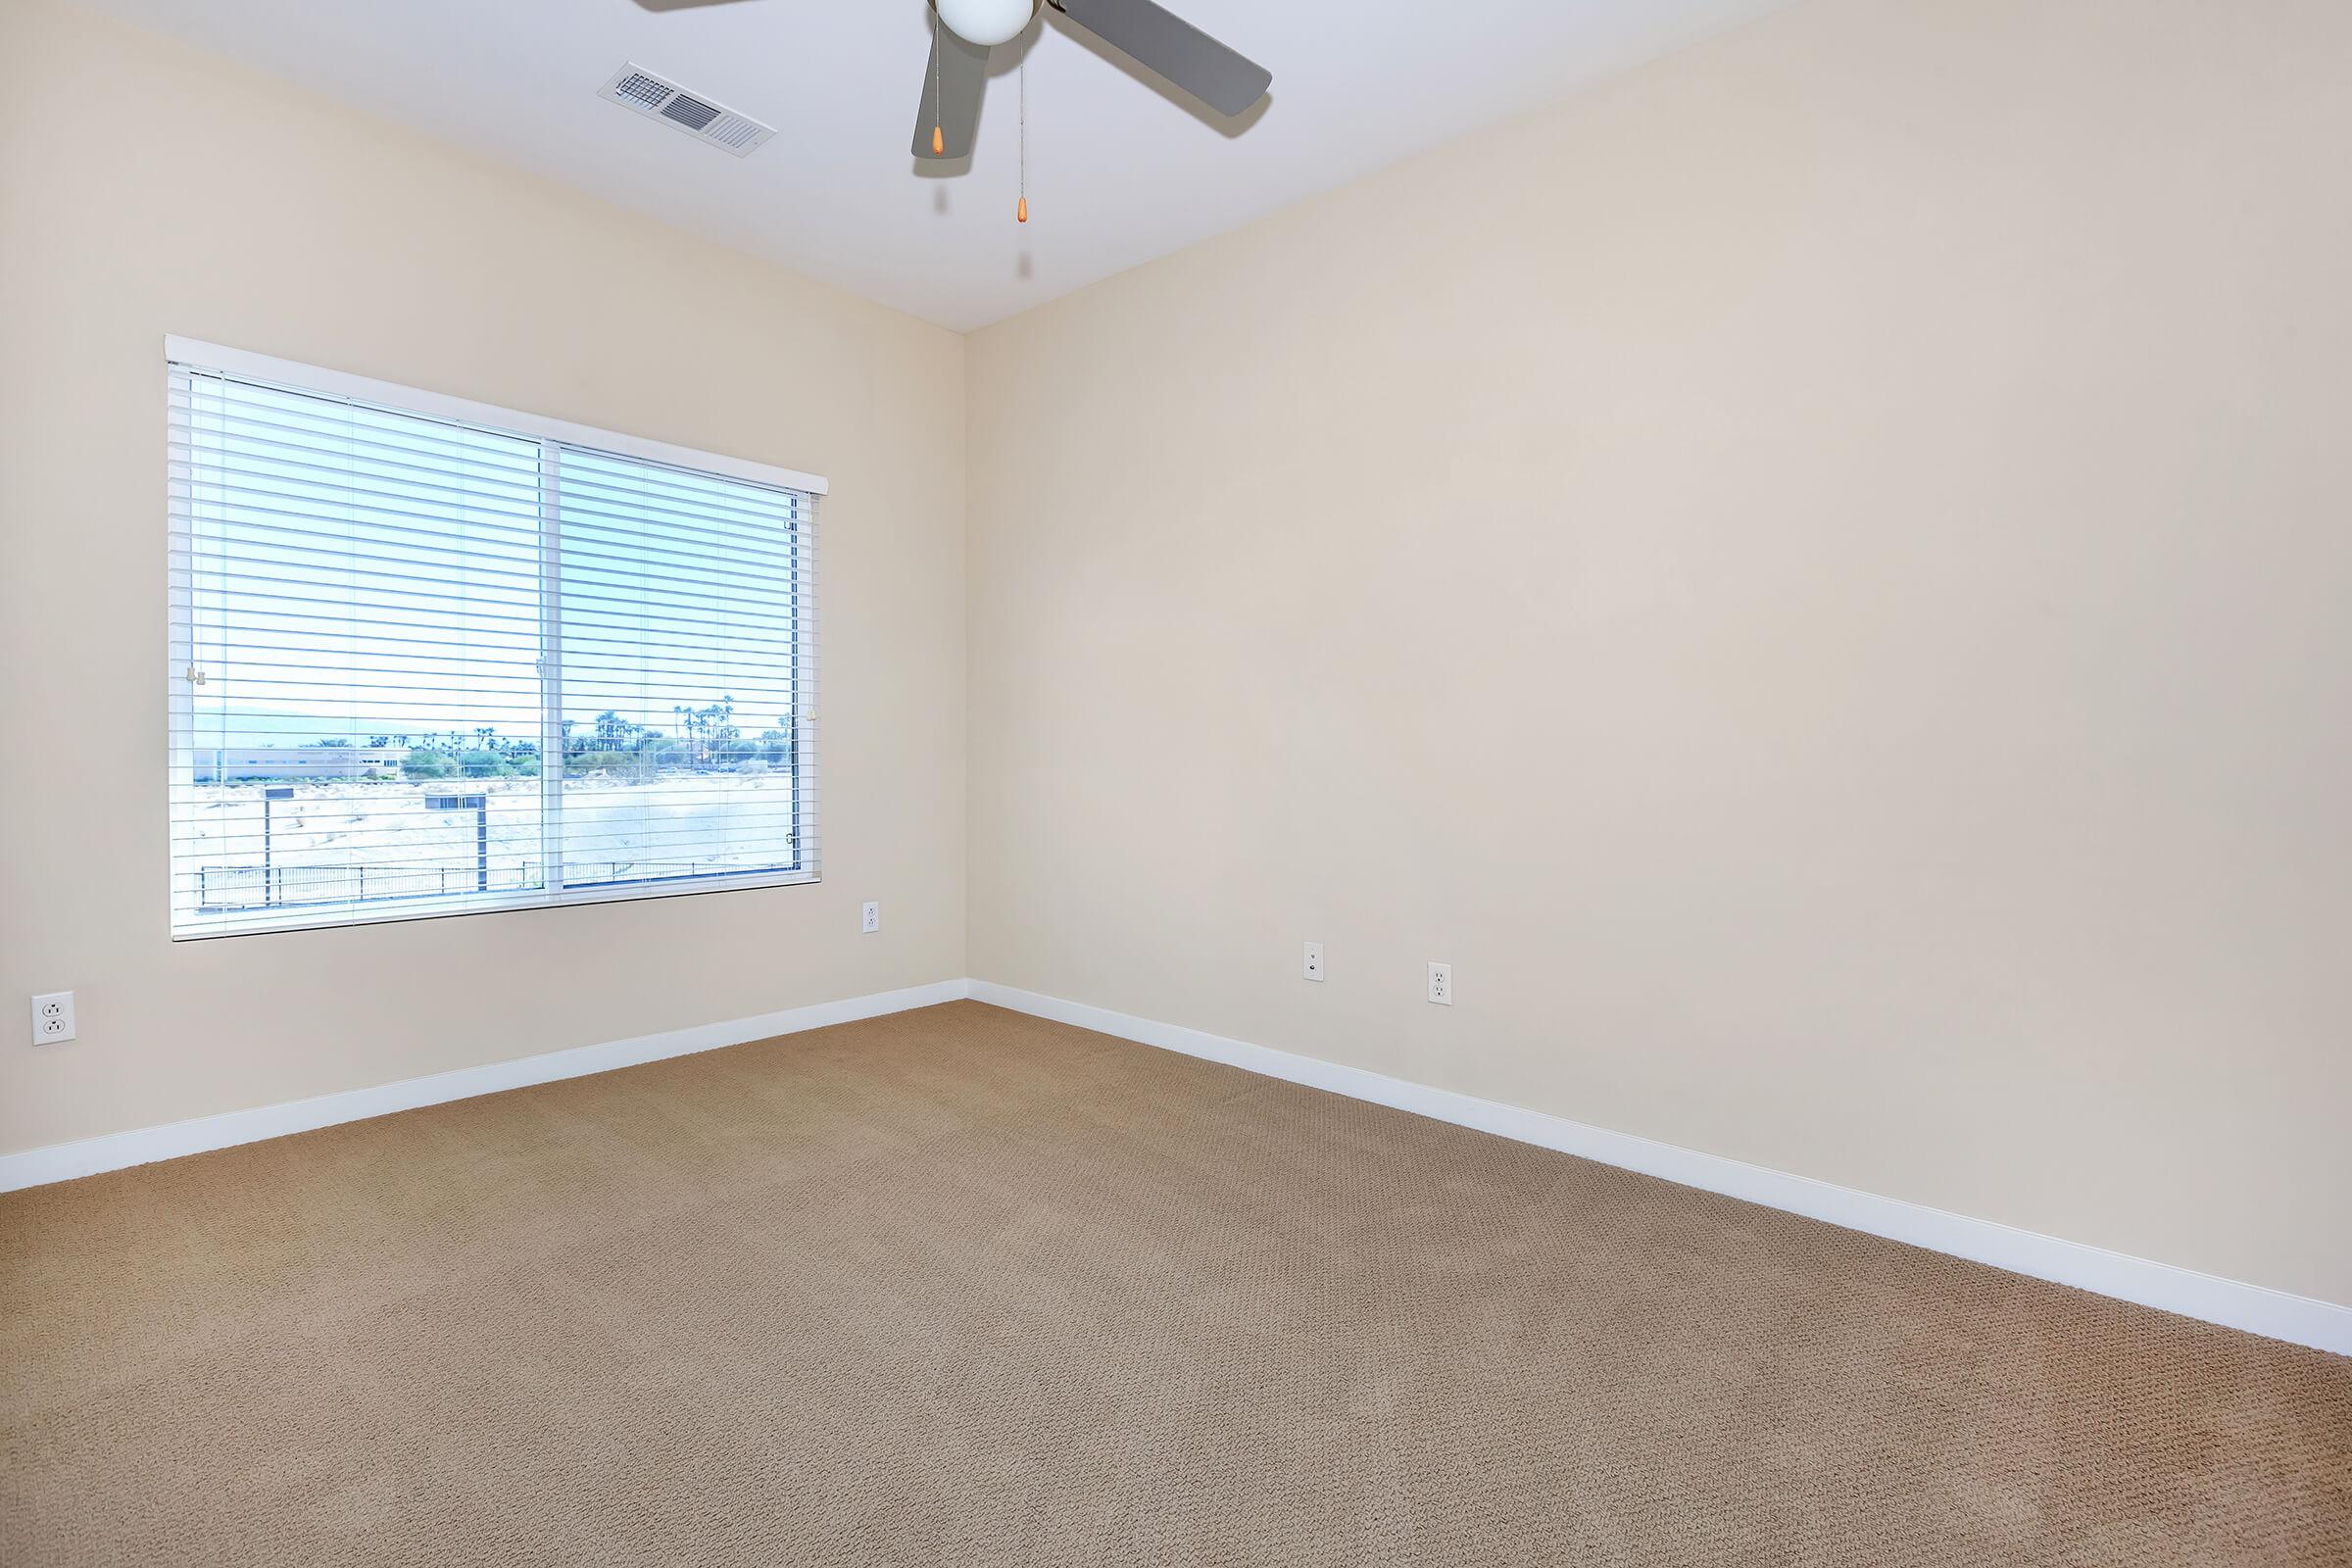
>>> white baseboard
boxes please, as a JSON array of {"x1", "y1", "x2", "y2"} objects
[
  {"x1": 0, "y1": 979, "x2": 969, "y2": 1194},
  {"x1": 966, "y1": 980, "x2": 2352, "y2": 1358},
  {"x1": 9, "y1": 974, "x2": 2343, "y2": 1357}
]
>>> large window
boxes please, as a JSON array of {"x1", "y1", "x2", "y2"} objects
[{"x1": 167, "y1": 342, "x2": 823, "y2": 938}]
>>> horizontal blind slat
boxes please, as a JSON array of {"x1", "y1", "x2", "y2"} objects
[
  {"x1": 174, "y1": 585, "x2": 798, "y2": 646},
  {"x1": 177, "y1": 627, "x2": 803, "y2": 671}
]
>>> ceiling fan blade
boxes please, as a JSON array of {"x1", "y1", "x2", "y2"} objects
[
  {"x1": 1052, "y1": 0, "x2": 1269, "y2": 117},
  {"x1": 632, "y1": 0, "x2": 762, "y2": 11},
  {"x1": 911, "y1": 24, "x2": 992, "y2": 159}
]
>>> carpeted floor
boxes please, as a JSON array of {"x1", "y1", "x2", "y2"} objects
[{"x1": 3, "y1": 1001, "x2": 2346, "y2": 1566}]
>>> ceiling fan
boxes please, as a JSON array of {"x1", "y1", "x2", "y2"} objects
[{"x1": 635, "y1": 0, "x2": 1271, "y2": 161}]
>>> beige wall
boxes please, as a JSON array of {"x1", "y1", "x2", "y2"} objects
[
  {"x1": 966, "y1": 0, "x2": 2352, "y2": 1305},
  {"x1": 0, "y1": 1, "x2": 966, "y2": 1152}
]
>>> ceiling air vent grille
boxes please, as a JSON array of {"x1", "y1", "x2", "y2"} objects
[{"x1": 599, "y1": 64, "x2": 774, "y2": 158}]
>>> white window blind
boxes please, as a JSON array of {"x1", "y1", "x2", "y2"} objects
[{"x1": 168, "y1": 348, "x2": 821, "y2": 939}]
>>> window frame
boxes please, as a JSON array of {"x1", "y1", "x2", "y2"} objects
[{"x1": 165, "y1": 337, "x2": 828, "y2": 941}]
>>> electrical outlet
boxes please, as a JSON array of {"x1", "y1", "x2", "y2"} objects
[
  {"x1": 31, "y1": 992, "x2": 75, "y2": 1045},
  {"x1": 861, "y1": 901, "x2": 881, "y2": 934},
  {"x1": 1425, "y1": 962, "x2": 1452, "y2": 1006},
  {"x1": 1303, "y1": 941, "x2": 1325, "y2": 982}
]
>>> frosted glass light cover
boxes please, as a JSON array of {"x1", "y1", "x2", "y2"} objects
[{"x1": 936, "y1": 0, "x2": 1038, "y2": 48}]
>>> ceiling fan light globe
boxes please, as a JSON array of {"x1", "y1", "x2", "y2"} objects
[{"x1": 935, "y1": 0, "x2": 1038, "y2": 48}]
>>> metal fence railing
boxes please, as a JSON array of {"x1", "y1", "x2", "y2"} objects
[{"x1": 196, "y1": 860, "x2": 735, "y2": 912}]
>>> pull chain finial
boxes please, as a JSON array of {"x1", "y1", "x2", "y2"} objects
[{"x1": 931, "y1": 8, "x2": 946, "y2": 156}]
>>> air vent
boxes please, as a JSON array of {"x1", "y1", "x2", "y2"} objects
[{"x1": 599, "y1": 64, "x2": 774, "y2": 158}]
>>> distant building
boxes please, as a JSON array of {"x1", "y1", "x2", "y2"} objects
[{"x1": 190, "y1": 747, "x2": 409, "y2": 782}]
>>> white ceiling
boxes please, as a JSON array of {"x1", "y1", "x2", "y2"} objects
[{"x1": 74, "y1": 0, "x2": 1790, "y2": 331}]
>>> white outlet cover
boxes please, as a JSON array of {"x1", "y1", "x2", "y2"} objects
[
  {"x1": 861, "y1": 901, "x2": 880, "y2": 933},
  {"x1": 1426, "y1": 962, "x2": 1452, "y2": 1006},
  {"x1": 1303, "y1": 942, "x2": 1325, "y2": 982},
  {"x1": 31, "y1": 991, "x2": 76, "y2": 1045}
]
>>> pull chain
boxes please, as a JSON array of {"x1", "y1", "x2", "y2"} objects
[
  {"x1": 1016, "y1": 59, "x2": 1029, "y2": 222},
  {"x1": 930, "y1": 8, "x2": 945, "y2": 156}
]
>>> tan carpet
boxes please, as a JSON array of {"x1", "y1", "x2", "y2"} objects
[{"x1": 3, "y1": 1001, "x2": 2346, "y2": 1566}]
